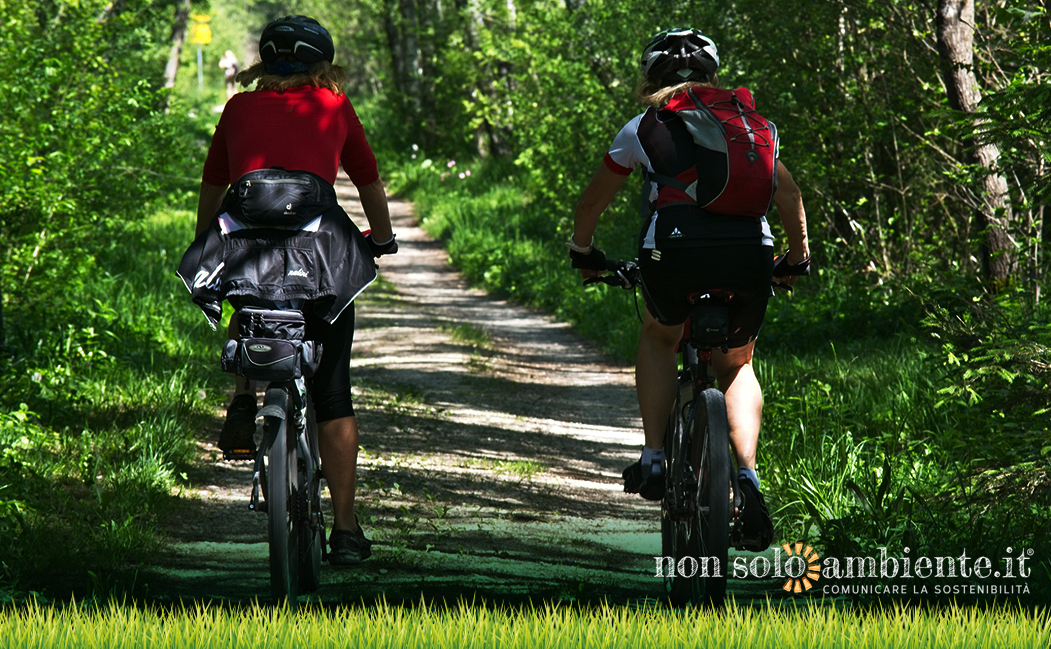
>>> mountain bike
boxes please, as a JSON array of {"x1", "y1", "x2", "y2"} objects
[
  {"x1": 586, "y1": 261, "x2": 765, "y2": 607},
  {"x1": 221, "y1": 305, "x2": 326, "y2": 606}
]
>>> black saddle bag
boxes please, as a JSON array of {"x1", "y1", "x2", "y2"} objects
[
  {"x1": 226, "y1": 168, "x2": 338, "y2": 227},
  {"x1": 220, "y1": 308, "x2": 322, "y2": 381},
  {"x1": 688, "y1": 304, "x2": 730, "y2": 348}
]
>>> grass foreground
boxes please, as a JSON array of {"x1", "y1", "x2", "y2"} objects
[{"x1": 0, "y1": 598, "x2": 1049, "y2": 648}]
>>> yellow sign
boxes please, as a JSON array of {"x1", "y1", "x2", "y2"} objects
[
  {"x1": 190, "y1": 23, "x2": 212, "y2": 44},
  {"x1": 191, "y1": 13, "x2": 211, "y2": 22}
]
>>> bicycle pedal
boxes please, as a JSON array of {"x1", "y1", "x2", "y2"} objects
[{"x1": 222, "y1": 448, "x2": 256, "y2": 461}]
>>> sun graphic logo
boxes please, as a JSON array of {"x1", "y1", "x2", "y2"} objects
[{"x1": 781, "y1": 542, "x2": 821, "y2": 593}]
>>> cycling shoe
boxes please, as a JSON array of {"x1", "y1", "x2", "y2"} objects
[
  {"x1": 219, "y1": 394, "x2": 257, "y2": 461},
  {"x1": 735, "y1": 476, "x2": 774, "y2": 551},
  {"x1": 329, "y1": 524, "x2": 372, "y2": 565},
  {"x1": 623, "y1": 460, "x2": 664, "y2": 501}
]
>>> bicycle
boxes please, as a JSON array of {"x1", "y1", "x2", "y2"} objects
[
  {"x1": 221, "y1": 305, "x2": 326, "y2": 606},
  {"x1": 587, "y1": 259, "x2": 800, "y2": 607}
]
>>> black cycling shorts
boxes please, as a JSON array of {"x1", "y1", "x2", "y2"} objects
[
  {"x1": 638, "y1": 244, "x2": 774, "y2": 348},
  {"x1": 304, "y1": 304, "x2": 356, "y2": 422}
]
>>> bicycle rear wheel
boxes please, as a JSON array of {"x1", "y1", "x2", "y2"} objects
[
  {"x1": 264, "y1": 390, "x2": 299, "y2": 605},
  {"x1": 694, "y1": 387, "x2": 731, "y2": 606},
  {"x1": 661, "y1": 387, "x2": 703, "y2": 606}
]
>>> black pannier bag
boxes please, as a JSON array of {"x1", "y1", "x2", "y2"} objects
[
  {"x1": 221, "y1": 308, "x2": 322, "y2": 381},
  {"x1": 226, "y1": 168, "x2": 338, "y2": 227}
]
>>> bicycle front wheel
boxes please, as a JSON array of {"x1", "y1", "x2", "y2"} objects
[
  {"x1": 661, "y1": 387, "x2": 703, "y2": 607},
  {"x1": 264, "y1": 397, "x2": 300, "y2": 605},
  {"x1": 694, "y1": 387, "x2": 731, "y2": 606}
]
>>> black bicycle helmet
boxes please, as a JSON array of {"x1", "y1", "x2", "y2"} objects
[
  {"x1": 259, "y1": 15, "x2": 334, "y2": 75},
  {"x1": 640, "y1": 28, "x2": 719, "y2": 84}
]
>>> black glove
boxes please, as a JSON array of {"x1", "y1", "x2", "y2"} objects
[
  {"x1": 366, "y1": 233, "x2": 398, "y2": 257},
  {"x1": 772, "y1": 252, "x2": 811, "y2": 277},
  {"x1": 569, "y1": 246, "x2": 607, "y2": 270}
]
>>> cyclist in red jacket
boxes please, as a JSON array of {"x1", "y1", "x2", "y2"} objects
[
  {"x1": 195, "y1": 16, "x2": 395, "y2": 565},
  {"x1": 568, "y1": 28, "x2": 810, "y2": 551}
]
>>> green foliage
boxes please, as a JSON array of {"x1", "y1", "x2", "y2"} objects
[
  {"x1": 0, "y1": 210, "x2": 226, "y2": 595},
  {"x1": 920, "y1": 283, "x2": 1050, "y2": 467},
  {"x1": 330, "y1": 0, "x2": 1050, "y2": 288},
  {"x1": 758, "y1": 338, "x2": 946, "y2": 552},
  {"x1": 0, "y1": 0, "x2": 203, "y2": 341},
  {"x1": 0, "y1": 0, "x2": 224, "y2": 597}
]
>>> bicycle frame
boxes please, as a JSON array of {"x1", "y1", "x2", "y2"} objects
[
  {"x1": 226, "y1": 306, "x2": 326, "y2": 606},
  {"x1": 249, "y1": 375, "x2": 318, "y2": 516},
  {"x1": 586, "y1": 261, "x2": 737, "y2": 607}
]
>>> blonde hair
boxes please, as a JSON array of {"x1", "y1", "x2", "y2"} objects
[
  {"x1": 636, "y1": 74, "x2": 720, "y2": 107},
  {"x1": 235, "y1": 60, "x2": 347, "y2": 94}
]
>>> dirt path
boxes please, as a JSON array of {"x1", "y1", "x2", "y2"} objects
[{"x1": 142, "y1": 183, "x2": 778, "y2": 606}]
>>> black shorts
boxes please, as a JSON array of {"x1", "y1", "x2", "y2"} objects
[
  {"x1": 304, "y1": 305, "x2": 356, "y2": 422},
  {"x1": 638, "y1": 245, "x2": 774, "y2": 348}
]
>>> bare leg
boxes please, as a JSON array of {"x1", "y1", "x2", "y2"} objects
[
  {"x1": 317, "y1": 415, "x2": 361, "y2": 533},
  {"x1": 635, "y1": 308, "x2": 684, "y2": 449},
  {"x1": 712, "y1": 341, "x2": 762, "y2": 470}
]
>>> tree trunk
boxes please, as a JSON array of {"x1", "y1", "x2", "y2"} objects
[
  {"x1": 0, "y1": 255, "x2": 5, "y2": 349},
  {"x1": 418, "y1": 0, "x2": 442, "y2": 137},
  {"x1": 936, "y1": 0, "x2": 1017, "y2": 283},
  {"x1": 163, "y1": 0, "x2": 191, "y2": 89},
  {"x1": 400, "y1": 0, "x2": 422, "y2": 101},
  {"x1": 384, "y1": 0, "x2": 422, "y2": 114}
]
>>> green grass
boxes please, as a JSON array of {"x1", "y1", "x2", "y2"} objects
[
  {"x1": 442, "y1": 323, "x2": 493, "y2": 348},
  {"x1": 0, "y1": 599, "x2": 1048, "y2": 648},
  {"x1": 0, "y1": 208, "x2": 228, "y2": 597}
]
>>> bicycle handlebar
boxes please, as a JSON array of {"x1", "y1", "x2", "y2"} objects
[
  {"x1": 582, "y1": 260, "x2": 640, "y2": 290},
  {"x1": 582, "y1": 259, "x2": 798, "y2": 292}
]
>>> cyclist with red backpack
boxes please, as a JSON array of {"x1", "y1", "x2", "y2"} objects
[{"x1": 567, "y1": 28, "x2": 810, "y2": 551}]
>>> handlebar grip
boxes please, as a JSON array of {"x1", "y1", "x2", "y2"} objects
[{"x1": 772, "y1": 254, "x2": 811, "y2": 277}]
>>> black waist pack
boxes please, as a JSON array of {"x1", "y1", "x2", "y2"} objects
[
  {"x1": 226, "y1": 168, "x2": 338, "y2": 227},
  {"x1": 220, "y1": 308, "x2": 322, "y2": 381}
]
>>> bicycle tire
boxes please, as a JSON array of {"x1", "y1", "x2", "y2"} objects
[
  {"x1": 661, "y1": 384, "x2": 703, "y2": 606},
  {"x1": 694, "y1": 387, "x2": 731, "y2": 606},
  {"x1": 265, "y1": 398, "x2": 299, "y2": 605},
  {"x1": 297, "y1": 401, "x2": 323, "y2": 593}
]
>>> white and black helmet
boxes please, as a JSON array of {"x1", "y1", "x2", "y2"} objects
[
  {"x1": 259, "y1": 15, "x2": 334, "y2": 75},
  {"x1": 640, "y1": 28, "x2": 719, "y2": 84}
]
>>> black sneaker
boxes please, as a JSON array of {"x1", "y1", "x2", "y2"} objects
[
  {"x1": 218, "y1": 394, "x2": 257, "y2": 460},
  {"x1": 329, "y1": 526, "x2": 372, "y2": 565},
  {"x1": 735, "y1": 477, "x2": 774, "y2": 551},
  {"x1": 622, "y1": 460, "x2": 664, "y2": 501}
]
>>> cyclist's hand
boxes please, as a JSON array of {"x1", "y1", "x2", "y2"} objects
[
  {"x1": 365, "y1": 233, "x2": 399, "y2": 257},
  {"x1": 569, "y1": 246, "x2": 607, "y2": 273},
  {"x1": 772, "y1": 251, "x2": 811, "y2": 288}
]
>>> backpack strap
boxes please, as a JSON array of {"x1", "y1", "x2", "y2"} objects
[{"x1": 646, "y1": 169, "x2": 694, "y2": 197}]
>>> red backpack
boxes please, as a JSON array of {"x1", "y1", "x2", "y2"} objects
[{"x1": 649, "y1": 86, "x2": 778, "y2": 217}]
